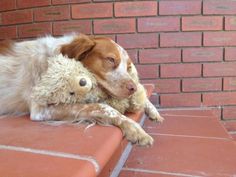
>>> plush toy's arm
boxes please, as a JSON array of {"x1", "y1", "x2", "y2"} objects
[
  {"x1": 30, "y1": 102, "x2": 153, "y2": 146},
  {"x1": 145, "y1": 99, "x2": 164, "y2": 122}
]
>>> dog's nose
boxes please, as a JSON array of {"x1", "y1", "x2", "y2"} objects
[
  {"x1": 126, "y1": 81, "x2": 137, "y2": 94},
  {"x1": 79, "y1": 78, "x2": 87, "y2": 86}
]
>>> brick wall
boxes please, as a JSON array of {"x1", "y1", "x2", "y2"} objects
[{"x1": 1, "y1": 0, "x2": 236, "y2": 120}]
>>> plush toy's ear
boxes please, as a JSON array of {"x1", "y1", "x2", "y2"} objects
[{"x1": 60, "y1": 34, "x2": 95, "y2": 61}]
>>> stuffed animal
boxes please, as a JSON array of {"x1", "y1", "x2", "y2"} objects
[
  {"x1": 32, "y1": 54, "x2": 164, "y2": 122},
  {"x1": 31, "y1": 54, "x2": 105, "y2": 106}
]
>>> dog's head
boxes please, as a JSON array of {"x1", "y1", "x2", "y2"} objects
[{"x1": 60, "y1": 34, "x2": 137, "y2": 99}]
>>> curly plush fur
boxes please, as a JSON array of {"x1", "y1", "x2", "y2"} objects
[
  {"x1": 32, "y1": 54, "x2": 163, "y2": 122},
  {"x1": 32, "y1": 54, "x2": 104, "y2": 106}
]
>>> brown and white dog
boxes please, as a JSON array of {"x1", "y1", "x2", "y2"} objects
[{"x1": 0, "y1": 34, "x2": 162, "y2": 146}]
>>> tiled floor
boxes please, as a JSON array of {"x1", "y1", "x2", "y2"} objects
[
  {"x1": 0, "y1": 85, "x2": 153, "y2": 177},
  {"x1": 119, "y1": 110, "x2": 236, "y2": 177}
]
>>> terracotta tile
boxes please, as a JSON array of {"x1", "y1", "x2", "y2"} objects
[
  {"x1": 0, "y1": 149, "x2": 96, "y2": 177},
  {"x1": 223, "y1": 121, "x2": 236, "y2": 132},
  {"x1": 0, "y1": 85, "x2": 153, "y2": 176},
  {"x1": 0, "y1": 116, "x2": 123, "y2": 170},
  {"x1": 0, "y1": 85, "x2": 153, "y2": 177},
  {"x1": 125, "y1": 135, "x2": 236, "y2": 177},
  {"x1": 98, "y1": 139, "x2": 128, "y2": 177},
  {"x1": 231, "y1": 134, "x2": 236, "y2": 141},
  {"x1": 144, "y1": 112, "x2": 231, "y2": 139},
  {"x1": 119, "y1": 170, "x2": 177, "y2": 177},
  {"x1": 159, "y1": 109, "x2": 215, "y2": 117}
]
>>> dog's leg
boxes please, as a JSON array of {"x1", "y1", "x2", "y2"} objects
[
  {"x1": 145, "y1": 99, "x2": 164, "y2": 122},
  {"x1": 30, "y1": 102, "x2": 153, "y2": 146}
]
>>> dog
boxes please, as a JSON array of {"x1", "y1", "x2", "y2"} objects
[{"x1": 0, "y1": 34, "x2": 163, "y2": 146}]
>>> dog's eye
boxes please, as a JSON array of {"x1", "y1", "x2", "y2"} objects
[
  {"x1": 127, "y1": 65, "x2": 132, "y2": 71},
  {"x1": 106, "y1": 57, "x2": 115, "y2": 64}
]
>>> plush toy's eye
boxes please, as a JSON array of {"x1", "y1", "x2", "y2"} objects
[{"x1": 79, "y1": 78, "x2": 87, "y2": 87}]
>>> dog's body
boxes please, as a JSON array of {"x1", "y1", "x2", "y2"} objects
[
  {"x1": 0, "y1": 34, "x2": 163, "y2": 146},
  {"x1": 0, "y1": 35, "x2": 76, "y2": 115}
]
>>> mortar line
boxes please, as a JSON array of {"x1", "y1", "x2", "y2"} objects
[
  {"x1": 148, "y1": 132, "x2": 231, "y2": 141},
  {"x1": 123, "y1": 167, "x2": 203, "y2": 177}
]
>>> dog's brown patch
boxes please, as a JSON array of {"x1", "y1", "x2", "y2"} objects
[{"x1": 0, "y1": 40, "x2": 13, "y2": 55}]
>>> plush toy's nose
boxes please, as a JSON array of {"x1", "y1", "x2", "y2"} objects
[{"x1": 79, "y1": 78, "x2": 87, "y2": 86}]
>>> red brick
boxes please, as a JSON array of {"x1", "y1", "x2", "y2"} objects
[
  {"x1": 72, "y1": 3, "x2": 112, "y2": 19},
  {"x1": 53, "y1": 20, "x2": 91, "y2": 36},
  {"x1": 204, "y1": 32, "x2": 236, "y2": 46},
  {"x1": 182, "y1": 16, "x2": 223, "y2": 31},
  {"x1": 0, "y1": 0, "x2": 15, "y2": 12},
  {"x1": 2, "y1": 9, "x2": 32, "y2": 25},
  {"x1": 52, "y1": 0, "x2": 90, "y2": 5},
  {"x1": 204, "y1": 0, "x2": 236, "y2": 15},
  {"x1": 225, "y1": 47, "x2": 236, "y2": 61},
  {"x1": 115, "y1": 1, "x2": 157, "y2": 17},
  {"x1": 34, "y1": 5, "x2": 70, "y2": 22},
  {"x1": 224, "y1": 77, "x2": 236, "y2": 91},
  {"x1": 94, "y1": 19, "x2": 135, "y2": 34},
  {"x1": 223, "y1": 107, "x2": 236, "y2": 120},
  {"x1": 160, "y1": 93, "x2": 201, "y2": 107},
  {"x1": 203, "y1": 92, "x2": 236, "y2": 106},
  {"x1": 160, "y1": 32, "x2": 202, "y2": 47},
  {"x1": 159, "y1": 0, "x2": 201, "y2": 15},
  {"x1": 223, "y1": 120, "x2": 236, "y2": 131},
  {"x1": 17, "y1": 0, "x2": 50, "y2": 8},
  {"x1": 161, "y1": 63, "x2": 201, "y2": 78},
  {"x1": 139, "y1": 48, "x2": 181, "y2": 64},
  {"x1": 225, "y1": 16, "x2": 236, "y2": 30},
  {"x1": 0, "y1": 26, "x2": 17, "y2": 39},
  {"x1": 183, "y1": 47, "x2": 223, "y2": 62},
  {"x1": 95, "y1": 34, "x2": 115, "y2": 42},
  {"x1": 156, "y1": 79, "x2": 180, "y2": 93},
  {"x1": 211, "y1": 108, "x2": 222, "y2": 120},
  {"x1": 94, "y1": 0, "x2": 112, "y2": 1},
  {"x1": 126, "y1": 49, "x2": 138, "y2": 64},
  {"x1": 203, "y1": 62, "x2": 236, "y2": 77},
  {"x1": 149, "y1": 94, "x2": 159, "y2": 106},
  {"x1": 182, "y1": 78, "x2": 222, "y2": 92},
  {"x1": 18, "y1": 22, "x2": 52, "y2": 38},
  {"x1": 232, "y1": 134, "x2": 236, "y2": 141},
  {"x1": 138, "y1": 17, "x2": 179, "y2": 32},
  {"x1": 117, "y1": 33, "x2": 158, "y2": 49},
  {"x1": 136, "y1": 65, "x2": 159, "y2": 79}
]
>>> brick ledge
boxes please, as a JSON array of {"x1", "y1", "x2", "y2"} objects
[{"x1": 0, "y1": 84, "x2": 154, "y2": 177}]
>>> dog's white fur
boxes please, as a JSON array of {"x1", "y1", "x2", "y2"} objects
[{"x1": 0, "y1": 35, "x2": 75, "y2": 115}]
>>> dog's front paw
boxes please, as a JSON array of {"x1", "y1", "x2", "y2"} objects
[
  {"x1": 145, "y1": 102, "x2": 164, "y2": 123},
  {"x1": 121, "y1": 119, "x2": 153, "y2": 146},
  {"x1": 149, "y1": 110, "x2": 164, "y2": 123}
]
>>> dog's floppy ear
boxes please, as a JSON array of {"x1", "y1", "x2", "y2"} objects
[{"x1": 60, "y1": 34, "x2": 95, "y2": 60}]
